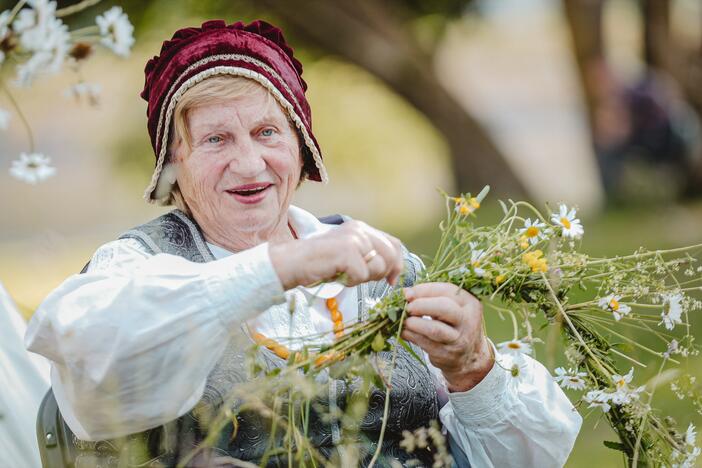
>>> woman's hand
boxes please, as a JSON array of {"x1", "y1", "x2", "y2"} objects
[
  {"x1": 402, "y1": 283, "x2": 494, "y2": 393},
  {"x1": 270, "y1": 220, "x2": 405, "y2": 290}
]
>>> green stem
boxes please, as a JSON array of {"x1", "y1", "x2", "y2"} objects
[
  {"x1": 1, "y1": 79, "x2": 35, "y2": 152},
  {"x1": 56, "y1": 0, "x2": 102, "y2": 17},
  {"x1": 367, "y1": 304, "x2": 408, "y2": 467},
  {"x1": 540, "y1": 273, "x2": 612, "y2": 378},
  {"x1": 7, "y1": 0, "x2": 28, "y2": 23}
]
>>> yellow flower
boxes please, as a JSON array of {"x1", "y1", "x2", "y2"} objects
[
  {"x1": 495, "y1": 274, "x2": 507, "y2": 285},
  {"x1": 519, "y1": 235, "x2": 530, "y2": 249},
  {"x1": 522, "y1": 250, "x2": 549, "y2": 273},
  {"x1": 454, "y1": 196, "x2": 480, "y2": 216}
]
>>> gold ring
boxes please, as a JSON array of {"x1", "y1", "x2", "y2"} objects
[{"x1": 363, "y1": 249, "x2": 378, "y2": 263}]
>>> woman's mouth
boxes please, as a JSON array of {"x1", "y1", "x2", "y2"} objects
[{"x1": 226, "y1": 183, "x2": 273, "y2": 204}]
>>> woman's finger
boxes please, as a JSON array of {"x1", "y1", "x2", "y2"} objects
[
  {"x1": 401, "y1": 329, "x2": 441, "y2": 355},
  {"x1": 366, "y1": 228, "x2": 403, "y2": 283},
  {"x1": 405, "y1": 282, "x2": 474, "y2": 307},
  {"x1": 342, "y1": 250, "x2": 371, "y2": 286},
  {"x1": 406, "y1": 296, "x2": 463, "y2": 326},
  {"x1": 403, "y1": 315, "x2": 460, "y2": 344},
  {"x1": 364, "y1": 253, "x2": 388, "y2": 280}
]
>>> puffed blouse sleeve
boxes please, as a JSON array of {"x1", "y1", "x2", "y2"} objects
[
  {"x1": 404, "y1": 253, "x2": 582, "y2": 468},
  {"x1": 25, "y1": 237, "x2": 286, "y2": 441}
]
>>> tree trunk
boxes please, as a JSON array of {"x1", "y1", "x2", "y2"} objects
[
  {"x1": 258, "y1": 0, "x2": 527, "y2": 197},
  {"x1": 642, "y1": 0, "x2": 671, "y2": 69},
  {"x1": 561, "y1": 0, "x2": 605, "y2": 138}
]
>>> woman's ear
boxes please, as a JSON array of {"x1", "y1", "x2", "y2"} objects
[{"x1": 154, "y1": 162, "x2": 178, "y2": 200}]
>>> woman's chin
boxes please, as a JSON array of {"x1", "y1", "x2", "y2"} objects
[{"x1": 221, "y1": 201, "x2": 283, "y2": 233}]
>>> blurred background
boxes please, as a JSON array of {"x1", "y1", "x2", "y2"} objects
[{"x1": 1, "y1": 0, "x2": 702, "y2": 465}]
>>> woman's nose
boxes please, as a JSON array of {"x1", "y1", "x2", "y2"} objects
[{"x1": 228, "y1": 137, "x2": 266, "y2": 177}]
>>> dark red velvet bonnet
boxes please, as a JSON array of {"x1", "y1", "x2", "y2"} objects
[{"x1": 140, "y1": 19, "x2": 326, "y2": 203}]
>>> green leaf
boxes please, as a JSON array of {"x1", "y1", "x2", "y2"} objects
[
  {"x1": 603, "y1": 440, "x2": 627, "y2": 453},
  {"x1": 399, "y1": 338, "x2": 428, "y2": 370},
  {"x1": 387, "y1": 307, "x2": 398, "y2": 322},
  {"x1": 371, "y1": 332, "x2": 385, "y2": 353}
]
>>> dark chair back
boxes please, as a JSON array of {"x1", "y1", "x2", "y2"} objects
[{"x1": 36, "y1": 389, "x2": 76, "y2": 468}]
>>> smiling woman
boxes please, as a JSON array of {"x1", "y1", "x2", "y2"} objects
[
  {"x1": 167, "y1": 77, "x2": 304, "y2": 250},
  {"x1": 25, "y1": 19, "x2": 581, "y2": 468}
]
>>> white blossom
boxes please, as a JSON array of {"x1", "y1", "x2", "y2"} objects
[
  {"x1": 660, "y1": 293, "x2": 684, "y2": 331},
  {"x1": 9, "y1": 152, "x2": 56, "y2": 184},
  {"x1": 519, "y1": 218, "x2": 549, "y2": 245},
  {"x1": 583, "y1": 389, "x2": 612, "y2": 413},
  {"x1": 610, "y1": 368, "x2": 645, "y2": 405},
  {"x1": 497, "y1": 339, "x2": 532, "y2": 357},
  {"x1": 598, "y1": 294, "x2": 631, "y2": 321},
  {"x1": 672, "y1": 425, "x2": 701, "y2": 468},
  {"x1": 13, "y1": 1, "x2": 69, "y2": 86},
  {"x1": 96, "y1": 6, "x2": 134, "y2": 57},
  {"x1": 554, "y1": 367, "x2": 587, "y2": 390},
  {"x1": 551, "y1": 204, "x2": 584, "y2": 239},
  {"x1": 686, "y1": 423, "x2": 697, "y2": 446}
]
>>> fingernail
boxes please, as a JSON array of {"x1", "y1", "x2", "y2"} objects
[{"x1": 403, "y1": 287, "x2": 414, "y2": 301}]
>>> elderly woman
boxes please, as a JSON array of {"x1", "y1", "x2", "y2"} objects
[{"x1": 26, "y1": 20, "x2": 581, "y2": 467}]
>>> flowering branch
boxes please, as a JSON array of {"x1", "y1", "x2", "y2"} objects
[{"x1": 0, "y1": 0, "x2": 135, "y2": 184}]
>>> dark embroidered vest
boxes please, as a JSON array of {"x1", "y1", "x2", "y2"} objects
[{"x1": 72, "y1": 210, "x2": 441, "y2": 467}]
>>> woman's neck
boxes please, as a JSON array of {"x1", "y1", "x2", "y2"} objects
[{"x1": 202, "y1": 216, "x2": 295, "y2": 253}]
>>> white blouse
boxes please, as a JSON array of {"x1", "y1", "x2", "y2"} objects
[{"x1": 25, "y1": 205, "x2": 582, "y2": 467}]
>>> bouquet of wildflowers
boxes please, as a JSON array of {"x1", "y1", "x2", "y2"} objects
[
  {"x1": 1, "y1": 0, "x2": 134, "y2": 184},
  {"x1": 187, "y1": 187, "x2": 702, "y2": 468}
]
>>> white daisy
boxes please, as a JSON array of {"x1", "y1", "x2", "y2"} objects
[
  {"x1": 519, "y1": 218, "x2": 548, "y2": 245},
  {"x1": 550, "y1": 204, "x2": 584, "y2": 239},
  {"x1": 609, "y1": 367, "x2": 645, "y2": 405},
  {"x1": 9, "y1": 152, "x2": 56, "y2": 184},
  {"x1": 660, "y1": 293, "x2": 684, "y2": 331},
  {"x1": 598, "y1": 294, "x2": 632, "y2": 321},
  {"x1": 497, "y1": 339, "x2": 532, "y2": 357},
  {"x1": 583, "y1": 389, "x2": 612, "y2": 413},
  {"x1": 0, "y1": 108, "x2": 10, "y2": 130},
  {"x1": 13, "y1": 0, "x2": 57, "y2": 36},
  {"x1": 554, "y1": 367, "x2": 587, "y2": 391},
  {"x1": 612, "y1": 367, "x2": 634, "y2": 391},
  {"x1": 14, "y1": 6, "x2": 70, "y2": 86},
  {"x1": 611, "y1": 385, "x2": 644, "y2": 405},
  {"x1": 96, "y1": 6, "x2": 135, "y2": 58},
  {"x1": 686, "y1": 423, "x2": 697, "y2": 446},
  {"x1": 470, "y1": 249, "x2": 486, "y2": 277},
  {"x1": 507, "y1": 359, "x2": 528, "y2": 385}
]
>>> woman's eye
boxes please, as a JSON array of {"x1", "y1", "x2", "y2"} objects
[
  {"x1": 260, "y1": 128, "x2": 275, "y2": 137},
  {"x1": 207, "y1": 135, "x2": 223, "y2": 144}
]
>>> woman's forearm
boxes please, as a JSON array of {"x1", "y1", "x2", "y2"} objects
[{"x1": 25, "y1": 238, "x2": 286, "y2": 440}]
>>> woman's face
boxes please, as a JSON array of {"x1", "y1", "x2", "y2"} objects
[{"x1": 173, "y1": 86, "x2": 302, "y2": 244}]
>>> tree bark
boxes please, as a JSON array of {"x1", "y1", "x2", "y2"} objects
[
  {"x1": 561, "y1": 0, "x2": 605, "y2": 138},
  {"x1": 258, "y1": 0, "x2": 527, "y2": 197},
  {"x1": 642, "y1": 0, "x2": 671, "y2": 69}
]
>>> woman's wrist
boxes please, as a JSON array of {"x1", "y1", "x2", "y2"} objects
[
  {"x1": 443, "y1": 337, "x2": 495, "y2": 393},
  {"x1": 269, "y1": 241, "x2": 302, "y2": 290}
]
